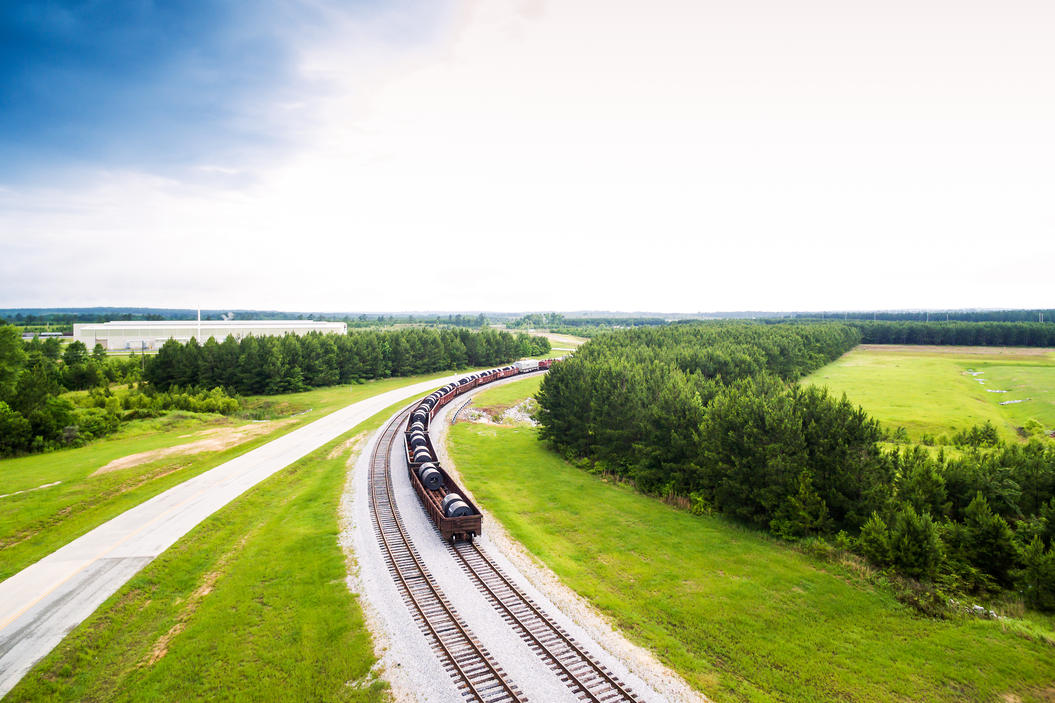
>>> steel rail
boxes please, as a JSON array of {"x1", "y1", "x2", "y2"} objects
[
  {"x1": 369, "y1": 407, "x2": 525, "y2": 703},
  {"x1": 450, "y1": 541, "x2": 639, "y2": 702}
]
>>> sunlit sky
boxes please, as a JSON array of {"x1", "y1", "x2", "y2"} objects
[{"x1": 2, "y1": 0, "x2": 1053, "y2": 314}]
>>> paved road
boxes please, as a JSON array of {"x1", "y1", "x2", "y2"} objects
[{"x1": 0, "y1": 374, "x2": 464, "y2": 698}]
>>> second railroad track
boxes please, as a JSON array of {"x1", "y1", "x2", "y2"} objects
[
  {"x1": 369, "y1": 401, "x2": 641, "y2": 702},
  {"x1": 369, "y1": 407, "x2": 525, "y2": 703}
]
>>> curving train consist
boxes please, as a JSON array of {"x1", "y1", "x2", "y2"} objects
[{"x1": 403, "y1": 358, "x2": 556, "y2": 542}]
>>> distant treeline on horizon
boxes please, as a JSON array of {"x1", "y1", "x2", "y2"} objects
[{"x1": 3, "y1": 307, "x2": 1054, "y2": 329}]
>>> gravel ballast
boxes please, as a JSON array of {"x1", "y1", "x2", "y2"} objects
[{"x1": 341, "y1": 375, "x2": 706, "y2": 702}]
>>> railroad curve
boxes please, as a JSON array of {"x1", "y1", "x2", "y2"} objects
[{"x1": 350, "y1": 374, "x2": 689, "y2": 703}]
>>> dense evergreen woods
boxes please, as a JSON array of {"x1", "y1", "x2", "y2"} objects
[
  {"x1": 143, "y1": 328, "x2": 549, "y2": 393},
  {"x1": 0, "y1": 325, "x2": 549, "y2": 457},
  {"x1": 812, "y1": 309, "x2": 1055, "y2": 323},
  {"x1": 536, "y1": 323, "x2": 1055, "y2": 611},
  {"x1": 848, "y1": 320, "x2": 1055, "y2": 347}
]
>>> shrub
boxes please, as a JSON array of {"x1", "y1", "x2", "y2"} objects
[
  {"x1": 952, "y1": 421, "x2": 1000, "y2": 448},
  {"x1": 0, "y1": 401, "x2": 32, "y2": 455},
  {"x1": 858, "y1": 512, "x2": 892, "y2": 567},
  {"x1": 72, "y1": 407, "x2": 121, "y2": 440},
  {"x1": 1023, "y1": 418, "x2": 1046, "y2": 438}
]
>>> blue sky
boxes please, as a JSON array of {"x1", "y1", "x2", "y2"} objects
[
  {"x1": 0, "y1": 0, "x2": 437, "y2": 181},
  {"x1": 1, "y1": 0, "x2": 1053, "y2": 312}
]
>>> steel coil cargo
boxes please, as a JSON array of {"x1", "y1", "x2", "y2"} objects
[
  {"x1": 403, "y1": 360, "x2": 554, "y2": 542},
  {"x1": 417, "y1": 463, "x2": 444, "y2": 491},
  {"x1": 444, "y1": 499, "x2": 471, "y2": 518}
]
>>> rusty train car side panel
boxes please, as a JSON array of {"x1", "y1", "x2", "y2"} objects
[
  {"x1": 405, "y1": 435, "x2": 482, "y2": 541},
  {"x1": 401, "y1": 360, "x2": 559, "y2": 543}
]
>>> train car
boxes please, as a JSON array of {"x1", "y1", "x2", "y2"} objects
[
  {"x1": 537, "y1": 358, "x2": 555, "y2": 370},
  {"x1": 513, "y1": 359, "x2": 539, "y2": 373},
  {"x1": 454, "y1": 373, "x2": 479, "y2": 396},
  {"x1": 404, "y1": 432, "x2": 481, "y2": 542},
  {"x1": 402, "y1": 361, "x2": 559, "y2": 543}
]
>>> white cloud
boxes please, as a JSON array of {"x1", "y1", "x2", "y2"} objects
[{"x1": 3, "y1": 0, "x2": 1054, "y2": 312}]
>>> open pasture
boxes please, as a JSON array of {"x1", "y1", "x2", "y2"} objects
[{"x1": 803, "y1": 344, "x2": 1055, "y2": 441}]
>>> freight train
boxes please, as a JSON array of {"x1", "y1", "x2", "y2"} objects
[{"x1": 403, "y1": 358, "x2": 556, "y2": 542}]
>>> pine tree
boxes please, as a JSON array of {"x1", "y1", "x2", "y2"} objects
[
  {"x1": 888, "y1": 505, "x2": 943, "y2": 580},
  {"x1": 858, "y1": 512, "x2": 892, "y2": 567}
]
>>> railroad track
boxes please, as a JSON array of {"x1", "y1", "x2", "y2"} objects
[
  {"x1": 449, "y1": 541, "x2": 639, "y2": 703},
  {"x1": 369, "y1": 407, "x2": 526, "y2": 703}
]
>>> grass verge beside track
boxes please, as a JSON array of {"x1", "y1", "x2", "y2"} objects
[
  {"x1": 470, "y1": 375, "x2": 543, "y2": 411},
  {"x1": 4, "y1": 398, "x2": 414, "y2": 702},
  {"x1": 448, "y1": 422, "x2": 1055, "y2": 702},
  {"x1": 0, "y1": 372, "x2": 462, "y2": 582}
]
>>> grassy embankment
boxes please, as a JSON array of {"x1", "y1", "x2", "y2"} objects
[
  {"x1": 802, "y1": 345, "x2": 1055, "y2": 442},
  {"x1": 447, "y1": 375, "x2": 1055, "y2": 703},
  {"x1": 469, "y1": 374, "x2": 543, "y2": 419},
  {"x1": 6, "y1": 396, "x2": 417, "y2": 701},
  {"x1": 0, "y1": 371, "x2": 461, "y2": 582}
]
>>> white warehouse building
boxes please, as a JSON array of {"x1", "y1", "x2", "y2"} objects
[{"x1": 73, "y1": 320, "x2": 348, "y2": 351}]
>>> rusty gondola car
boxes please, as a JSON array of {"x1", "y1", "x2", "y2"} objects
[
  {"x1": 404, "y1": 419, "x2": 482, "y2": 542},
  {"x1": 402, "y1": 359, "x2": 559, "y2": 542}
]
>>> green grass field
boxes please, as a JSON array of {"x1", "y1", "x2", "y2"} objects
[
  {"x1": 5, "y1": 398, "x2": 411, "y2": 702},
  {"x1": 0, "y1": 371, "x2": 460, "y2": 582},
  {"x1": 471, "y1": 374, "x2": 543, "y2": 411},
  {"x1": 522, "y1": 331, "x2": 585, "y2": 357},
  {"x1": 803, "y1": 345, "x2": 1055, "y2": 442},
  {"x1": 448, "y1": 422, "x2": 1055, "y2": 702}
]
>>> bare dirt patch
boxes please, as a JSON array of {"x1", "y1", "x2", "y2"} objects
[
  {"x1": 92, "y1": 420, "x2": 294, "y2": 476},
  {"x1": 858, "y1": 344, "x2": 1055, "y2": 358},
  {"x1": 460, "y1": 399, "x2": 539, "y2": 427},
  {"x1": 327, "y1": 432, "x2": 368, "y2": 460},
  {"x1": 141, "y1": 533, "x2": 252, "y2": 667}
]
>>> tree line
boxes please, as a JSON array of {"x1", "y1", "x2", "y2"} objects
[
  {"x1": 786, "y1": 309, "x2": 1055, "y2": 323},
  {"x1": 0, "y1": 328, "x2": 153, "y2": 455},
  {"x1": 143, "y1": 327, "x2": 550, "y2": 394},
  {"x1": 847, "y1": 320, "x2": 1055, "y2": 347},
  {"x1": 0, "y1": 325, "x2": 549, "y2": 457},
  {"x1": 535, "y1": 322, "x2": 1055, "y2": 612},
  {"x1": 509, "y1": 313, "x2": 668, "y2": 329}
]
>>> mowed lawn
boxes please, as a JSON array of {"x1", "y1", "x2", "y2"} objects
[
  {"x1": 0, "y1": 371, "x2": 460, "y2": 582},
  {"x1": 802, "y1": 345, "x2": 1055, "y2": 441},
  {"x1": 5, "y1": 398, "x2": 411, "y2": 702},
  {"x1": 448, "y1": 423, "x2": 1055, "y2": 702},
  {"x1": 471, "y1": 374, "x2": 543, "y2": 410}
]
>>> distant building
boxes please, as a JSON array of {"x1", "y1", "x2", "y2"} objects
[{"x1": 72, "y1": 320, "x2": 347, "y2": 351}]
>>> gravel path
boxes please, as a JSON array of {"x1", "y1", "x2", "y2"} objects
[{"x1": 343, "y1": 376, "x2": 706, "y2": 703}]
